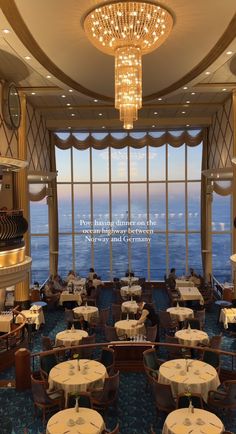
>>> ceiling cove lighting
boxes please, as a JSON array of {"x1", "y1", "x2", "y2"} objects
[{"x1": 84, "y1": 1, "x2": 173, "y2": 129}]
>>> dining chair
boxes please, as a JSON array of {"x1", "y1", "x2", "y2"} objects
[
  {"x1": 102, "y1": 422, "x2": 119, "y2": 433},
  {"x1": 184, "y1": 318, "x2": 201, "y2": 330},
  {"x1": 150, "y1": 377, "x2": 176, "y2": 413},
  {"x1": 40, "y1": 353, "x2": 58, "y2": 375},
  {"x1": 176, "y1": 392, "x2": 204, "y2": 409},
  {"x1": 165, "y1": 334, "x2": 191, "y2": 359},
  {"x1": 111, "y1": 304, "x2": 122, "y2": 322},
  {"x1": 104, "y1": 324, "x2": 119, "y2": 342},
  {"x1": 146, "y1": 324, "x2": 157, "y2": 342},
  {"x1": 202, "y1": 349, "x2": 220, "y2": 373},
  {"x1": 31, "y1": 373, "x2": 64, "y2": 424},
  {"x1": 159, "y1": 311, "x2": 179, "y2": 336},
  {"x1": 95, "y1": 307, "x2": 110, "y2": 332},
  {"x1": 67, "y1": 391, "x2": 92, "y2": 409},
  {"x1": 77, "y1": 333, "x2": 96, "y2": 359},
  {"x1": 90, "y1": 369, "x2": 120, "y2": 412},
  {"x1": 64, "y1": 308, "x2": 79, "y2": 329},
  {"x1": 194, "y1": 308, "x2": 206, "y2": 328},
  {"x1": 98, "y1": 347, "x2": 115, "y2": 373},
  {"x1": 208, "y1": 380, "x2": 236, "y2": 414},
  {"x1": 143, "y1": 348, "x2": 160, "y2": 380}
]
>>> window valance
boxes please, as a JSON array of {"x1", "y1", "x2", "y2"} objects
[{"x1": 52, "y1": 130, "x2": 203, "y2": 150}]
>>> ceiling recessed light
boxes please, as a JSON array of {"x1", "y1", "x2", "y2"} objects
[
  {"x1": 61, "y1": 94, "x2": 66, "y2": 98},
  {"x1": 222, "y1": 88, "x2": 227, "y2": 92},
  {"x1": 181, "y1": 111, "x2": 186, "y2": 114},
  {"x1": 186, "y1": 124, "x2": 190, "y2": 127},
  {"x1": 226, "y1": 50, "x2": 233, "y2": 55},
  {"x1": 102, "y1": 126, "x2": 106, "y2": 129},
  {"x1": 46, "y1": 75, "x2": 51, "y2": 79},
  {"x1": 205, "y1": 71, "x2": 211, "y2": 75},
  {"x1": 154, "y1": 111, "x2": 158, "y2": 115},
  {"x1": 71, "y1": 113, "x2": 75, "y2": 116},
  {"x1": 183, "y1": 86, "x2": 188, "y2": 90},
  {"x1": 152, "y1": 125, "x2": 156, "y2": 128},
  {"x1": 2, "y1": 29, "x2": 10, "y2": 34},
  {"x1": 99, "y1": 113, "x2": 103, "y2": 116},
  {"x1": 31, "y1": 92, "x2": 36, "y2": 95},
  {"x1": 69, "y1": 89, "x2": 73, "y2": 92},
  {"x1": 186, "y1": 100, "x2": 190, "y2": 104},
  {"x1": 68, "y1": 126, "x2": 71, "y2": 129},
  {"x1": 67, "y1": 103, "x2": 71, "y2": 106},
  {"x1": 94, "y1": 99, "x2": 98, "y2": 103},
  {"x1": 158, "y1": 97, "x2": 162, "y2": 101},
  {"x1": 191, "y1": 92, "x2": 195, "y2": 95},
  {"x1": 25, "y1": 56, "x2": 31, "y2": 60}
]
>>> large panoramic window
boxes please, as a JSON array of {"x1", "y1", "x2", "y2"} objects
[
  {"x1": 30, "y1": 196, "x2": 49, "y2": 283},
  {"x1": 212, "y1": 189, "x2": 232, "y2": 281},
  {"x1": 55, "y1": 132, "x2": 203, "y2": 281}
]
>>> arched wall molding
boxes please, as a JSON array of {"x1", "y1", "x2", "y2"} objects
[{"x1": 52, "y1": 130, "x2": 204, "y2": 150}]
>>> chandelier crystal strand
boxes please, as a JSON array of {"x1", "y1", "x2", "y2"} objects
[
  {"x1": 84, "y1": 2, "x2": 173, "y2": 129},
  {"x1": 115, "y1": 46, "x2": 142, "y2": 129}
]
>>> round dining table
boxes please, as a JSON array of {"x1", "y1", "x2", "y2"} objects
[
  {"x1": 121, "y1": 300, "x2": 138, "y2": 314},
  {"x1": 120, "y1": 285, "x2": 142, "y2": 299},
  {"x1": 73, "y1": 306, "x2": 99, "y2": 323},
  {"x1": 162, "y1": 407, "x2": 224, "y2": 434},
  {"x1": 46, "y1": 407, "x2": 105, "y2": 434},
  {"x1": 55, "y1": 329, "x2": 88, "y2": 347},
  {"x1": 48, "y1": 359, "x2": 107, "y2": 407},
  {"x1": 115, "y1": 319, "x2": 145, "y2": 339},
  {"x1": 158, "y1": 358, "x2": 220, "y2": 403},
  {"x1": 175, "y1": 328, "x2": 209, "y2": 346},
  {"x1": 167, "y1": 306, "x2": 194, "y2": 322}
]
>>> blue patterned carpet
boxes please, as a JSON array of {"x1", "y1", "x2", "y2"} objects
[{"x1": 0, "y1": 287, "x2": 235, "y2": 434}]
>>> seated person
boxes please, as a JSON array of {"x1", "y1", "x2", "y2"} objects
[
  {"x1": 125, "y1": 270, "x2": 135, "y2": 277},
  {"x1": 168, "y1": 268, "x2": 177, "y2": 280},
  {"x1": 76, "y1": 314, "x2": 89, "y2": 332},
  {"x1": 188, "y1": 268, "x2": 201, "y2": 286},
  {"x1": 86, "y1": 279, "x2": 95, "y2": 297},
  {"x1": 87, "y1": 267, "x2": 96, "y2": 280},
  {"x1": 66, "y1": 270, "x2": 77, "y2": 282},
  {"x1": 92, "y1": 274, "x2": 104, "y2": 288},
  {"x1": 44, "y1": 282, "x2": 60, "y2": 302},
  {"x1": 52, "y1": 274, "x2": 64, "y2": 292}
]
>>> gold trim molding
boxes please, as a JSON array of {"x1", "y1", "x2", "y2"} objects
[
  {"x1": 0, "y1": 246, "x2": 25, "y2": 268},
  {"x1": 1, "y1": 1, "x2": 236, "y2": 102}
]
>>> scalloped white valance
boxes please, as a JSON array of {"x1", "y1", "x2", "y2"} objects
[{"x1": 52, "y1": 130, "x2": 203, "y2": 150}]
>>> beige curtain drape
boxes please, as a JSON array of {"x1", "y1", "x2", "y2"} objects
[{"x1": 52, "y1": 130, "x2": 203, "y2": 150}]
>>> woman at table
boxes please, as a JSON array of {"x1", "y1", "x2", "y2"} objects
[
  {"x1": 65, "y1": 270, "x2": 77, "y2": 283},
  {"x1": 76, "y1": 314, "x2": 89, "y2": 332},
  {"x1": 87, "y1": 267, "x2": 96, "y2": 280},
  {"x1": 133, "y1": 298, "x2": 159, "y2": 341}
]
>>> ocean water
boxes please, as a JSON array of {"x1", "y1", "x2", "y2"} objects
[{"x1": 30, "y1": 196, "x2": 232, "y2": 284}]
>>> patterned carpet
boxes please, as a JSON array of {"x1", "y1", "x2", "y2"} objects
[{"x1": 0, "y1": 287, "x2": 235, "y2": 434}]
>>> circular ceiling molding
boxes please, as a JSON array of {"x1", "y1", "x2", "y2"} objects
[{"x1": 2, "y1": 1, "x2": 236, "y2": 101}]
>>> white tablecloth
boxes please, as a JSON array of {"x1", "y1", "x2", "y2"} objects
[
  {"x1": 73, "y1": 306, "x2": 99, "y2": 322},
  {"x1": 121, "y1": 300, "x2": 138, "y2": 314},
  {"x1": 120, "y1": 285, "x2": 142, "y2": 298},
  {"x1": 162, "y1": 408, "x2": 224, "y2": 434},
  {"x1": 0, "y1": 314, "x2": 13, "y2": 333},
  {"x1": 175, "y1": 329, "x2": 209, "y2": 346},
  {"x1": 167, "y1": 307, "x2": 193, "y2": 322},
  {"x1": 158, "y1": 358, "x2": 220, "y2": 403},
  {"x1": 49, "y1": 359, "x2": 107, "y2": 406},
  {"x1": 15, "y1": 309, "x2": 45, "y2": 330},
  {"x1": 177, "y1": 287, "x2": 204, "y2": 305},
  {"x1": 176, "y1": 279, "x2": 194, "y2": 288},
  {"x1": 120, "y1": 276, "x2": 139, "y2": 284},
  {"x1": 55, "y1": 329, "x2": 88, "y2": 346},
  {"x1": 59, "y1": 291, "x2": 82, "y2": 306},
  {"x1": 219, "y1": 307, "x2": 236, "y2": 329},
  {"x1": 46, "y1": 407, "x2": 105, "y2": 434},
  {"x1": 115, "y1": 319, "x2": 145, "y2": 338}
]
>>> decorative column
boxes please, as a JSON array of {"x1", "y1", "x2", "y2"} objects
[
  {"x1": 14, "y1": 92, "x2": 30, "y2": 306},
  {"x1": 232, "y1": 90, "x2": 236, "y2": 297},
  {"x1": 201, "y1": 129, "x2": 212, "y2": 282},
  {"x1": 48, "y1": 137, "x2": 59, "y2": 276}
]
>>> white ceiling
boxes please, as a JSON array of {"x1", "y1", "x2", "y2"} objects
[{"x1": 0, "y1": 0, "x2": 235, "y2": 131}]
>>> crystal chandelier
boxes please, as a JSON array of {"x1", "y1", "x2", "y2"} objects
[{"x1": 84, "y1": 1, "x2": 173, "y2": 129}]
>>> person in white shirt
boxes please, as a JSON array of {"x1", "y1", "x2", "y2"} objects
[
  {"x1": 87, "y1": 267, "x2": 96, "y2": 280},
  {"x1": 92, "y1": 274, "x2": 104, "y2": 288},
  {"x1": 66, "y1": 270, "x2": 77, "y2": 283}
]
